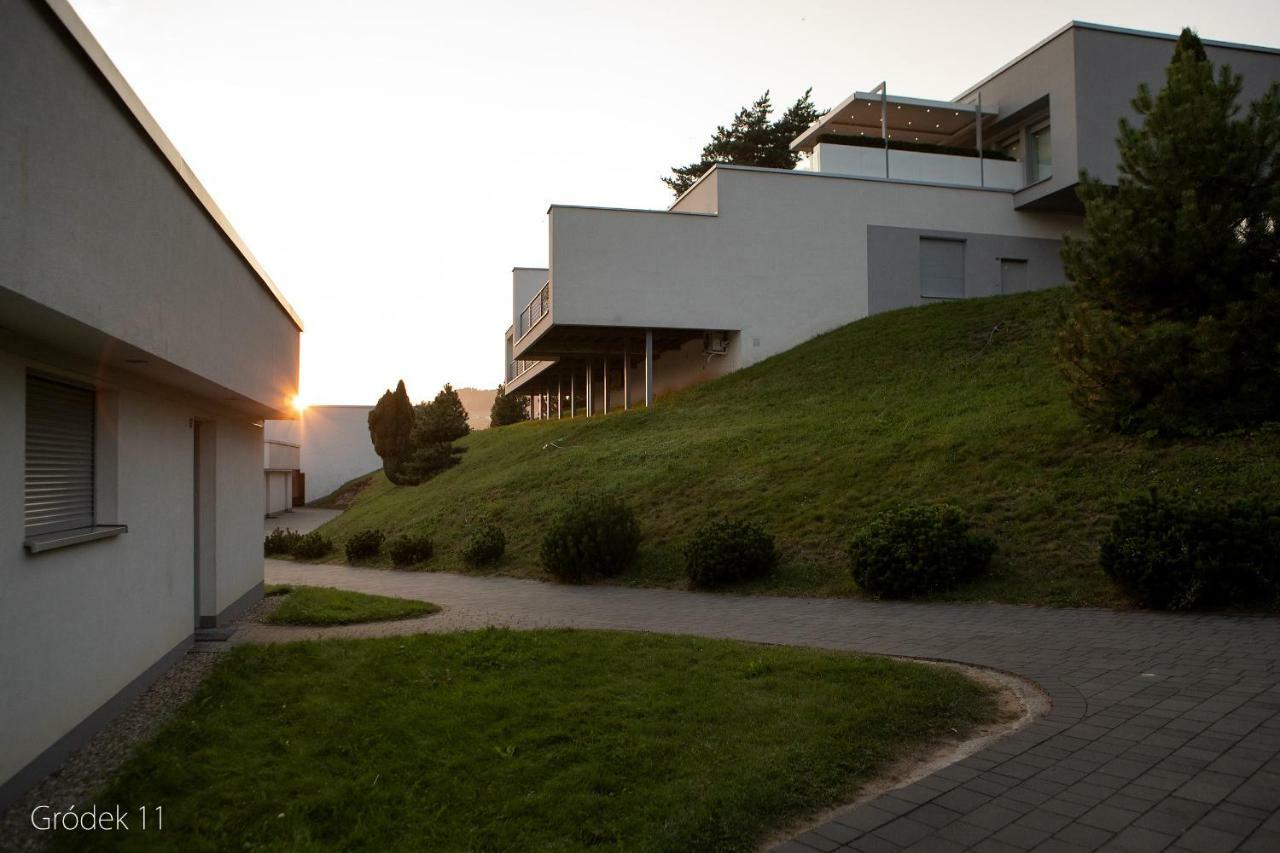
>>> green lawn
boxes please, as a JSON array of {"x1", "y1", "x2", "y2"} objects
[
  {"x1": 316, "y1": 288, "x2": 1280, "y2": 607},
  {"x1": 262, "y1": 585, "x2": 438, "y2": 626},
  {"x1": 64, "y1": 630, "x2": 997, "y2": 852}
]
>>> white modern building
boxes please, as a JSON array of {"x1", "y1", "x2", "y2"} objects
[
  {"x1": 264, "y1": 435, "x2": 301, "y2": 516},
  {"x1": 0, "y1": 0, "x2": 300, "y2": 808},
  {"x1": 505, "y1": 22, "x2": 1280, "y2": 416},
  {"x1": 265, "y1": 406, "x2": 380, "y2": 504}
]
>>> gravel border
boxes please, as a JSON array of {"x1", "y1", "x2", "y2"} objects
[{"x1": 0, "y1": 595, "x2": 285, "y2": 852}]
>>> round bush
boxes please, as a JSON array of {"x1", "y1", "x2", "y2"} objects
[
  {"x1": 462, "y1": 523, "x2": 506, "y2": 568},
  {"x1": 848, "y1": 504, "x2": 995, "y2": 599},
  {"x1": 1101, "y1": 491, "x2": 1278, "y2": 610},
  {"x1": 264, "y1": 528, "x2": 301, "y2": 557},
  {"x1": 684, "y1": 519, "x2": 778, "y2": 588},
  {"x1": 540, "y1": 495, "x2": 640, "y2": 583},
  {"x1": 345, "y1": 529, "x2": 386, "y2": 563},
  {"x1": 291, "y1": 531, "x2": 332, "y2": 561},
  {"x1": 387, "y1": 533, "x2": 434, "y2": 568}
]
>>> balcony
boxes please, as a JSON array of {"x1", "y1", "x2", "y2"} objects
[
  {"x1": 516, "y1": 281, "x2": 550, "y2": 341},
  {"x1": 809, "y1": 139, "x2": 1022, "y2": 189}
]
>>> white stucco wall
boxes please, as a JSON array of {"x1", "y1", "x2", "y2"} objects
[
  {"x1": 544, "y1": 167, "x2": 1081, "y2": 371},
  {"x1": 266, "y1": 407, "x2": 381, "y2": 502},
  {"x1": 0, "y1": 350, "x2": 268, "y2": 792},
  {"x1": 0, "y1": 0, "x2": 298, "y2": 413}
]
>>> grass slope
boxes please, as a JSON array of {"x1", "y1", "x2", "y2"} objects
[
  {"x1": 65, "y1": 630, "x2": 996, "y2": 851},
  {"x1": 262, "y1": 585, "x2": 438, "y2": 626},
  {"x1": 318, "y1": 289, "x2": 1280, "y2": 606}
]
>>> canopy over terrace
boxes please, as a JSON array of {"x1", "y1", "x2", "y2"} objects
[
  {"x1": 512, "y1": 325, "x2": 721, "y2": 419},
  {"x1": 790, "y1": 87, "x2": 999, "y2": 152}
]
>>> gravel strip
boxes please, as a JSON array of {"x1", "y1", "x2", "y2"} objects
[{"x1": 0, "y1": 596, "x2": 287, "y2": 852}]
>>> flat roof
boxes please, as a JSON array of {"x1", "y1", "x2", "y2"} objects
[
  {"x1": 791, "y1": 90, "x2": 998, "y2": 153},
  {"x1": 954, "y1": 20, "x2": 1280, "y2": 100},
  {"x1": 43, "y1": 0, "x2": 304, "y2": 331}
]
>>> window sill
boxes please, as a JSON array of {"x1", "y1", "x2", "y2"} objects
[{"x1": 24, "y1": 525, "x2": 128, "y2": 554}]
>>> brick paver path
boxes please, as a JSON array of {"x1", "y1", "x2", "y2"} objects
[{"x1": 266, "y1": 561, "x2": 1280, "y2": 852}]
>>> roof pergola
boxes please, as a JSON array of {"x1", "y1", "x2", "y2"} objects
[{"x1": 790, "y1": 87, "x2": 998, "y2": 153}]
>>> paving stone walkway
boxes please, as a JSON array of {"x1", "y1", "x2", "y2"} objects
[{"x1": 265, "y1": 561, "x2": 1280, "y2": 853}]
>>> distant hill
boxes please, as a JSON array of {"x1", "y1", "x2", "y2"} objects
[{"x1": 456, "y1": 387, "x2": 497, "y2": 430}]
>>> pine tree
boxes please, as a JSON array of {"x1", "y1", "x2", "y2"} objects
[
  {"x1": 367, "y1": 380, "x2": 416, "y2": 484},
  {"x1": 663, "y1": 89, "x2": 823, "y2": 196},
  {"x1": 489, "y1": 383, "x2": 529, "y2": 427},
  {"x1": 1057, "y1": 28, "x2": 1280, "y2": 434},
  {"x1": 415, "y1": 383, "x2": 471, "y2": 445}
]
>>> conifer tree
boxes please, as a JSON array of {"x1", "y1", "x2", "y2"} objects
[
  {"x1": 663, "y1": 89, "x2": 823, "y2": 196},
  {"x1": 1057, "y1": 29, "x2": 1280, "y2": 433},
  {"x1": 489, "y1": 383, "x2": 529, "y2": 427},
  {"x1": 368, "y1": 380, "x2": 416, "y2": 484}
]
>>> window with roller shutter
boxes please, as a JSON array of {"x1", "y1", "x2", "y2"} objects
[{"x1": 24, "y1": 374, "x2": 96, "y2": 537}]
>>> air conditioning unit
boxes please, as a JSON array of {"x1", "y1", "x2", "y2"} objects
[{"x1": 703, "y1": 331, "x2": 730, "y2": 355}]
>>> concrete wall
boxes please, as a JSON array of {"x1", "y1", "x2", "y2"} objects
[
  {"x1": 546, "y1": 166, "x2": 1081, "y2": 371},
  {"x1": 865, "y1": 226, "x2": 1066, "y2": 314},
  {"x1": 266, "y1": 407, "x2": 381, "y2": 502},
  {"x1": 1072, "y1": 27, "x2": 1280, "y2": 186},
  {"x1": 0, "y1": 348, "x2": 267, "y2": 798},
  {"x1": 811, "y1": 143, "x2": 1022, "y2": 190},
  {"x1": 0, "y1": 0, "x2": 298, "y2": 413},
  {"x1": 961, "y1": 27, "x2": 1079, "y2": 209}
]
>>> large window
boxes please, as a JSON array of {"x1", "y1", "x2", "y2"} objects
[
  {"x1": 25, "y1": 374, "x2": 96, "y2": 537},
  {"x1": 1029, "y1": 123, "x2": 1052, "y2": 182},
  {"x1": 920, "y1": 238, "x2": 966, "y2": 299}
]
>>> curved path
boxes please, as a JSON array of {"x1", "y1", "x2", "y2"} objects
[{"x1": 265, "y1": 560, "x2": 1280, "y2": 853}]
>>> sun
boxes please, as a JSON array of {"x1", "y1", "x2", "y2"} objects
[{"x1": 291, "y1": 395, "x2": 308, "y2": 414}]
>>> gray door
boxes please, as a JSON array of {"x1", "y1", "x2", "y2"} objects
[{"x1": 1000, "y1": 258, "x2": 1029, "y2": 294}]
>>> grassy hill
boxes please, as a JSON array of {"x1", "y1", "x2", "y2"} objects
[{"x1": 315, "y1": 288, "x2": 1280, "y2": 607}]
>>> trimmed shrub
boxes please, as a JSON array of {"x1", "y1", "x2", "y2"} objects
[
  {"x1": 345, "y1": 529, "x2": 386, "y2": 563},
  {"x1": 684, "y1": 519, "x2": 778, "y2": 588},
  {"x1": 387, "y1": 533, "x2": 434, "y2": 568},
  {"x1": 264, "y1": 528, "x2": 301, "y2": 557},
  {"x1": 540, "y1": 495, "x2": 640, "y2": 583},
  {"x1": 462, "y1": 523, "x2": 506, "y2": 568},
  {"x1": 848, "y1": 504, "x2": 995, "y2": 599},
  {"x1": 1100, "y1": 491, "x2": 1280, "y2": 610},
  {"x1": 291, "y1": 531, "x2": 333, "y2": 561}
]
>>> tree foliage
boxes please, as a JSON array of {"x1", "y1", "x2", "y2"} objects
[
  {"x1": 369, "y1": 380, "x2": 468, "y2": 485},
  {"x1": 662, "y1": 89, "x2": 823, "y2": 197},
  {"x1": 368, "y1": 380, "x2": 417, "y2": 485},
  {"x1": 489, "y1": 383, "x2": 529, "y2": 427},
  {"x1": 1057, "y1": 29, "x2": 1280, "y2": 434}
]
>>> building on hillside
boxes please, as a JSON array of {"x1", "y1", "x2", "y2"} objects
[
  {"x1": 504, "y1": 21, "x2": 1280, "y2": 417},
  {"x1": 0, "y1": 0, "x2": 300, "y2": 808},
  {"x1": 265, "y1": 406, "x2": 379, "y2": 504},
  {"x1": 264, "y1": 435, "x2": 302, "y2": 516},
  {"x1": 265, "y1": 391, "x2": 497, "y2": 504}
]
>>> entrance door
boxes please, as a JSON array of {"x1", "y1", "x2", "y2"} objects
[
  {"x1": 193, "y1": 422, "x2": 202, "y2": 626},
  {"x1": 1000, "y1": 258, "x2": 1029, "y2": 294},
  {"x1": 193, "y1": 420, "x2": 216, "y2": 628}
]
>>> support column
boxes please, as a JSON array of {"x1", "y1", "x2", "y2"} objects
[
  {"x1": 585, "y1": 361, "x2": 593, "y2": 417},
  {"x1": 644, "y1": 329, "x2": 654, "y2": 408},
  {"x1": 570, "y1": 370, "x2": 576, "y2": 418},
  {"x1": 557, "y1": 376, "x2": 562, "y2": 420},
  {"x1": 602, "y1": 357, "x2": 609, "y2": 415},
  {"x1": 623, "y1": 338, "x2": 631, "y2": 411}
]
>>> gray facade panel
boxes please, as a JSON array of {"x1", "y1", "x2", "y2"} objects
[{"x1": 867, "y1": 225, "x2": 1066, "y2": 315}]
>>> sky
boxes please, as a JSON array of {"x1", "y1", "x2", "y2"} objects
[{"x1": 69, "y1": 0, "x2": 1280, "y2": 405}]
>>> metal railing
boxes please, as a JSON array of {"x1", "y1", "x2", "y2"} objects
[
  {"x1": 517, "y1": 281, "x2": 551, "y2": 339},
  {"x1": 507, "y1": 359, "x2": 537, "y2": 382}
]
